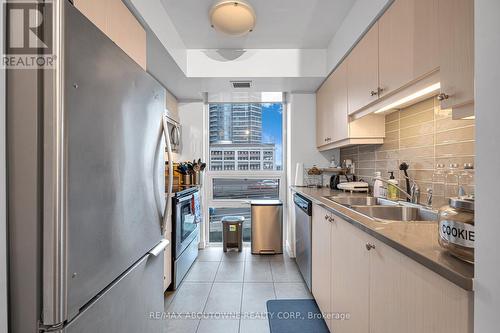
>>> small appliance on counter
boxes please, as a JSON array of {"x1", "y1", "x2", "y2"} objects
[
  {"x1": 337, "y1": 181, "x2": 369, "y2": 193},
  {"x1": 329, "y1": 173, "x2": 355, "y2": 190},
  {"x1": 438, "y1": 196, "x2": 475, "y2": 263}
]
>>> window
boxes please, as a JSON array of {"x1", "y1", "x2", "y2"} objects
[
  {"x1": 206, "y1": 100, "x2": 285, "y2": 243},
  {"x1": 208, "y1": 103, "x2": 283, "y2": 171}
]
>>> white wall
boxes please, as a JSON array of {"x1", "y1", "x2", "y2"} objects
[
  {"x1": 326, "y1": 0, "x2": 392, "y2": 73},
  {"x1": 186, "y1": 49, "x2": 326, "y2": 78},
  {"x1": 286, "y1": 93, "x2": 337, "y2": 256},
  {"x1": 1, "y1": 0, "x2": 8, "y2": 330},
  {"x1": 475, "y1": 0, "x2": 500, "y2": 331}
]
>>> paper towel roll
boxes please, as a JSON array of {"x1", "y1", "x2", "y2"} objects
[{"x1": 294, "y1": 163, "x2": 304, "y2": 186}]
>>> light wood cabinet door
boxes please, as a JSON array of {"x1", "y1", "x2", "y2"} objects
[
  {"x1": 369, "y1": 238, "x2": 473, "y2": 333},
  {"x1": 316, "y1": 74, "x2": 335, "y2": 147},
  {"x1": 315, "y1": 81, "x2": 326, "y2": 147},
  {"x1": 331, "y1": 216, "x2": 369, "y2": 333},
  {"x1": 379, "y1": 0, "x2": 414, "y2": 97},
  {"x1": 312, "y1": 205, "x2": 332, "y2": 331},
  {"x1": 74, "y1": 0, "x2": 147, "y2": 70},
  {"x1": 379, "y1": 0, "x2": 439, "y2": 97},
  {"x1": 413, "y1": 0, "x2": 439, "y2": 78},
  {"x1": 107, "y1": 0, "x2": 147, "y2": 70},
  {"x1": 437, "y1": 0, "x2": 474, "y2": 109},
  {"x1": 347, "y1": 23, "x2": 379, "y2": 115},
  {"x1": 73, "y1": 0, "x2": 107, "y2": 33},
  {"x1": 331, "y1": 61, "x2": 349, "y2": 143}
]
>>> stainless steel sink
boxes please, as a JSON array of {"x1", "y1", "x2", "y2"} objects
[
  {"x1": 351, "y1": 205, "x2": 438, "y2": 222},
  {"x1": 324, "y1": 196, "x2": 397, "y2": 207}
]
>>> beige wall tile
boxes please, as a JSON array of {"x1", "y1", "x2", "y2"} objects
[
  {"x1": 386, "y1": 121, "x2": 399, "y2": 132},
  {"x1": 399, "y1": 121, "x2": 434, "y2": 139},
  {"x1": 385, "y1": 111, "x2": 400, "y2": 123},
  {"x1": 400, "y1": 135, "x2": 434, "y2": 149},
  {"x1": 435, "y1": 126, "x2": 475, "y2": 144},
  {"x1": 398, "y1": 146, "x2": 434, "y2": 159},
  {"x1": 435, "y1": 141, "x2": 475, "y2": 157},
  {"x1": 400, "y1": 109, "x2": 434, "y2": 129},
  {"x1": 385, "y1": 130, "x2": 399, "y2": 141},
  {"x1": 339, "y1": 97, "x2": 475, "y2": 204},
  {"x1": 436, "y1": 117, "x2": 475, "y2": 132}
]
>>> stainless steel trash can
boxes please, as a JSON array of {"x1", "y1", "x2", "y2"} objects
[
  {"x1": 222, "y1": 216, "x2": 244, "y2": 252},
  {"x1": 251, "y1": 200, "x2": 283, "y2": 254}
]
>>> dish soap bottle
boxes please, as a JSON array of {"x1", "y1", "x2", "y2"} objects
[
  {"x1": 373, "y1": 171, "x2": 384, "y2": 198},
  {"x1": 387, "y1": 171, "x2": 399, "y2": 200}
]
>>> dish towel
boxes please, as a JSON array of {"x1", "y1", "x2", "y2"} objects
[{"x1": 191, "y1": 191, "x2": 202, "y2": 224}]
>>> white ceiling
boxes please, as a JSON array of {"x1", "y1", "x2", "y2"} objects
[{"x1": 160, "y1": 0, "x2": 356, "y2": 49}]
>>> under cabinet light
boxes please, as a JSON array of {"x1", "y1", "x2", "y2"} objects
[{"x1": 374, "y1": 83, "x2": 441, "y2": 114}]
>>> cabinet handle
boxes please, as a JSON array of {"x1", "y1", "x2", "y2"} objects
[
  {"x1": 325, "y1": 214, "x2": 329, "y2": 220},
  {"x1": 365, "y1": 243, "x2": 376, "y2": 251},
  {"x1": 437, "y1": 93, "x2": 449, "y2": 101},
  {"x1": 370, "y1": 90, "x2": 378, "y2": 96},
  {"x1": 378, "y1": 87, "x2": 384, "y2": 95},
  {"x1": 328, "y1": 216, "x2": 335, "y2": 223}
]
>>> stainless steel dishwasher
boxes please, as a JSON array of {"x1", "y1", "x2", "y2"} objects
[{"x1": 294, "y1": 193, "x2": 312, "y2": 291}]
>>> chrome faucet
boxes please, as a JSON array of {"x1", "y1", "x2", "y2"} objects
[
  {"x1": 401, "y1": 173, "x2": 420, "y2": 204},
  {"x1": 374, "y1": 175, "x2": 420, "y2": 204},
  {"x1": 426, "y1": 188, "x2": 433, "y2": 207}
]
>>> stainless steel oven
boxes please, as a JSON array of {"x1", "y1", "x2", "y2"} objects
[{"x1": 171, "y1": 187, "x2": 200, "y2": 289}]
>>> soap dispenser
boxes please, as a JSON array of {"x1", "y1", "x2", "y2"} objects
[{"x1": 387, "y1": 171, "x2": 399, "y2": 200}]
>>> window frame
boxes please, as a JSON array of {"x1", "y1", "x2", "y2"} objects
[{"x1": 203, "y1": 101, "x2": 287, "y2": 244}]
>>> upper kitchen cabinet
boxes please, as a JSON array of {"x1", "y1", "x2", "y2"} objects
[
  {"x1": 378, "y1": 0, "x2": 439, "y2": 97},
  {"x1": 74, "y1": 0, "x2": 147, "y2": 70},
  {"x1": 316, "y1": 69, "x2": 335, "y2": 147},
  {"x1": 437, "y1": 0, "x2": 474, "y2": 118},
  {"x1": 317, "y1": 62, "x2": 349, "y2": 148},
  {"x1": 347, "y1": 23, "x2": 379, "y2": 115},
  {"x1": 316, "y1": 62, "x2": 385, "y2": 150}
]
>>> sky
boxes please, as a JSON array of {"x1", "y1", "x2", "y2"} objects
[{"x1": 261, "y1": 103, "x2": 283, "y2": 166}]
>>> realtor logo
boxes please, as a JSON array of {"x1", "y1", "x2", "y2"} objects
[{"x1": 3, "y1": 1, "x2": 55, "y2": 68}]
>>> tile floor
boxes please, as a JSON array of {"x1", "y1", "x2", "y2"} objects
[{"x1": 163, "y1": 245, "x2": 312, "y2": 333}]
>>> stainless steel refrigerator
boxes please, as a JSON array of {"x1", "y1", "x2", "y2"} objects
[{"x1": 7, "y1": 1, "x2": 170, "y2": 332}]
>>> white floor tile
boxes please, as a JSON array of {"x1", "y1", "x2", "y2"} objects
[{"x1": 215, "y1": 261, "x2": 245, "y2": 282}]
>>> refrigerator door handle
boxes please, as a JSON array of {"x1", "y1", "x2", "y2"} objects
[
  {"x1": 162, "y1": 115, "x2": 174, "y2": 235},
  {"x1": 149, "y1": 239, "x2": 170, "y2": 257}
]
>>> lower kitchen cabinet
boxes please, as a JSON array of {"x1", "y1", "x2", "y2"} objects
[
  {"x1": 369, "y1": 237, "x2": 473, "y2": 333},
  {"x1": 310, "y1": 203, "x2": 473, "y2": 333},
  {"x1": 311, "y1": 205, "x2": 333, "y2": 330},
  {"x1": 330, "y1": 213, "x2": 370, "y2": 333}
]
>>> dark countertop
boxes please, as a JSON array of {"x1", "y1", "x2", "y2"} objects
[{"x1": 291, "y1": 186, "x2": 474, "y2": 291}]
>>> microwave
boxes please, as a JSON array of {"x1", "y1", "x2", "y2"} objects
[{"x1": 165, "y1": 116, "x2": 181, "y2": 154}]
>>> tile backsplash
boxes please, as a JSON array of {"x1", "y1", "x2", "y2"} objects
[{"x1": 340, "y1": 97, "x2": 475, "y2": 208}]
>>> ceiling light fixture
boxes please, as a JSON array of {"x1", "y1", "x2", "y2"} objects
[
  {"x1": 374, "y1": 83, "x2": 441, "y2": 114},
  {"x1": 210, "y1": 1, "x2": 256, "y2": 36}
]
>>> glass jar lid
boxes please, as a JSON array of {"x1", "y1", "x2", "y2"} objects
[{"x1": 449, "y1": 196, "x2": 475, "y2": 211}]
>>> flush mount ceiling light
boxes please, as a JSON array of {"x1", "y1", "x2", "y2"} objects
[{"x1": 210, "y1": 1, "x2": 256, "y2": 36}]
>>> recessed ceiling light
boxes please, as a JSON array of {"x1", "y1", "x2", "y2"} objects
[{"x1": 210, "y1": 1, "x2": 256, "y2": 36}]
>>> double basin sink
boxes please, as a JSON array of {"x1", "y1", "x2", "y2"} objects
[{"x1": 323, "y1": 196, "x2": 438, "y2": 223}]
